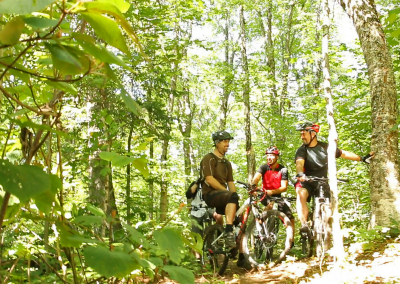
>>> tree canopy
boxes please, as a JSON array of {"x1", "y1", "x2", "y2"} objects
[{"x1": 1, "y1": 0, "x2": 400, "y2": 283}]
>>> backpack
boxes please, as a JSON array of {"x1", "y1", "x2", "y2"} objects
[{"x1": 186, "y1": 179, "x2": 208, "y2": 218}]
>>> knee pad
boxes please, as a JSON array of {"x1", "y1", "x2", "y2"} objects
[{"x1": 228, "y1": 192, "x2": 239, "y2": 204}]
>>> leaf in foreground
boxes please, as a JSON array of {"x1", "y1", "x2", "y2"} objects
[
  {"x1": 163, "y1": 265, "x2": 195, "y2": 284},
  {"x1": 83, "y1": 246, "x2": 139, "y2": 278}
]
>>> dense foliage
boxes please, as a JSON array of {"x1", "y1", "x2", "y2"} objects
[{"x1": 0, "y1": 0, "x2": 399, "y2": 283}]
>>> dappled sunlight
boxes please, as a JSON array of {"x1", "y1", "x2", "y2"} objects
[{"x1": 385, "y1": 160, "x2": 400, "y2": 189}]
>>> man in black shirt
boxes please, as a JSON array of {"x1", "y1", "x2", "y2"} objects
[{"x1": 295, "y1": 121, "x2": 373, "y2": 233}]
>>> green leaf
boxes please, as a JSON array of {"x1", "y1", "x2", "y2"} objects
[
  {"x1": 8, "y1": 69, "x2": 31, "y2": 84},
  {"x1": 9, "y1": 119, "x2": 67, "y2": 137},
  {"x1": 65, "y1": 235, "x2": 103, "y2": 245},
  {"x1": 59, "y1": 224, "x2": 85, "y2": 248},
  {"x1": 153, "y1": 228, "x2": 185, "y2": 264},
  {"x1": 24, "y1": 17, "x2": 59, "y2": 29},
  {"x1": 0, "y1": 17, "x2": 25, "y2": 45},
  {"x1": 149, "y1": 257, "x2": 163, "y2": 267},
  {"x1": 97, "y1": 0, "x2": 130, "y2": 13},
  {"x1": 99, "y1": 152, "x2": 149, "y2": 178},
  {"x1": 135, "y1": 142, "x2": 147, "y2": 151},
  {"x1": 34, "y1": 190, "x2": 56, "y2": 214},
  {"x1": 43, "y1": 80, "x2": 78, "y2": 94},
  {"x1": 162, "y1": 266, "x2": 195, "y2": 284},
  {"x1": 103, "y1": 66, "x2": 142, "y2": 113},
  {"x1": 83, "y1": 1, "x2": 145, "y2": 58},
  {"x1": 388, "y1": 8, "x2": 400, "y2": 24},
  {"x1": 73, "y1": 216, "x2": 104, "y2": 226},
  {"x1": 0, "y1": 160, "x2": 51, "y2": 202},
  {"x1": 131, "y1": 156, "x2": 149, "y2": 178},
  {"x1": 121, "y1": 90, "x2": 140, "y2": 115},
  {"x1": 131, "y1": 252, "x2": 156, "y2": 269},
  {"x1": 80, "y1": 12, "x2": 129, "y2": 55},
  {"x1": 44, "y1": 43, "x2": 83, "y2": 74},
  {"x1": 86, "y1": 204, "x2": 106, "y2": 217},
  {"x1": 123, "y1": 223, "x2": 150, "y2": 249},
  {"x1": 3, "y1": 203, "x2": 21, "y2": 225},
  {"x1": 0, "y1": 0, "x2": 55, "y2": 15},
  {"x1": 391, "y1": 28, "x2": 400, "y2": 38},
  {"x1": 83, "y1": 246, "x2": 139, "y2": 278},
  {"x1": 75, "y1": 38, "x2": 127, "y2": 67}
]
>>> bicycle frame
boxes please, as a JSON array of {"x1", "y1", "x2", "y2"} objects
[
  {"x1": 237, "y1": 181, "x2": 294, "y2": 266},
  {"x1": 304, "y1": 176, "x2": 347, "y2": 259},
  {"x1": 235, "y1": 182, "x2": 269, "y2": 243}
]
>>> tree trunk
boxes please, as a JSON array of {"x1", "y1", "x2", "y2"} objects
[
  {"x1": 220, "y1": 10, "x2": 235, "y2": 130},
  {"x1": 160, "y1": 74, "x2": 176, "y2": 222},
  {"x1": 178, "y1": 83, "x2": 195, "y2": 187},
  {"x1": 259, "y1": 1, "x2": 278, "y2": 112},
  {"x1": 339, "y1": 0, "x2": 400, "y2": 227},
  {"x1": 322, "y1": 0, "x2": 345, "y2": 261},
  {"x1": 240, "y1": 5, "x2": 256, "y2": 182},
  {"x1": 280, "y1": 3, "x2": 295, "y2": 116},
  {"x1": 126, "y1": 117, "x2": 133, "y2": 225},
  {"x1": 149, "y1": 140, "x2": 154, "y2": 220},
  {"x1": 87, "y1": 89, "x2": 114, "y2": 235}
]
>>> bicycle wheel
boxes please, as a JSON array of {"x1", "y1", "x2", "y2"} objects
[
  {"x1": 301, "y1": 212, "x2": 314, "y2": 258},
  {"x1": 202, "y1": 224, "x2": 229, "y2": 276},
  {"x1": 315, "y1": 204, "x2": 332, "y2": 259},
  {"x1": 263, "y1": 210, "x2": 294, "y2": 264},
  {"x1": 241, "y1": 218, "x2": 265, "y2": 268},
  {"x1": 242, "y1": 210, "x2": 293, "y2": 268}
]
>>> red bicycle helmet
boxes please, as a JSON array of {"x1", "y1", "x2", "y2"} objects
[
  {"x1": 296, "y1": 121, "x2": 320, "y2": 133},
  {"x1": 265, "y1": 146, "x2": 280, "y2": 156}
]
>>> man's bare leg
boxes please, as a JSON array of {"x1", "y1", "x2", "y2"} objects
[
  {"x1": 225, "y1": 203, "x2": 236, "y2": 224},
  {"x1": 213, "y1": 212, "x2": 223, "y2": 225},
  {"x1": 296, "y1": 187, "x2": 309, "y2": 225}
]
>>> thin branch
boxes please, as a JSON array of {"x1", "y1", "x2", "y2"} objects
[
  {"x1": 1, "y1": 256, "x2": 21, "y2": 284},
  {"x1": 251, "y1": 112, "x2": 269, "y2": 132},
  {"x1": 37, "y1": 254, "x2": 71, "y2": 284},
  {"x1": 0, "y1": 44, "x2": 32, "y2": 81},
  {"x1": 0, "y1": 85, "x2": 58, "y2": 116},
  {"x1": 0, "y1": 60, "x2": 92, "y2": 83},
  {"x1": 0, "y1": 11, "x2": 67, "y2": 50},
  {"x1": 1, "y1": 122, "x2": 13, "y2": 159}
]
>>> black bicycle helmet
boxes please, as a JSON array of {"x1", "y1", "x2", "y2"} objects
[
  {"x1": 296, "y1": 121, "x2": 320, "y2": 133},
  {"x1": 212, "y1": 130, "x2": 234, "y2": 142}
]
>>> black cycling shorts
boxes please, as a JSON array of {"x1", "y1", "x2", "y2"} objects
[
  {"x1": 295, "y1": 180, "x2": 330, "y2": 202},
  {"x1": 261, "y1": 198, "x2": 294, "y2": 220},
  {"x1": 204, "y1": 190, "x2": 239, "y2": 215}
]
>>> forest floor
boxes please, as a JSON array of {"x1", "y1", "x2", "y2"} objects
[{"x1": 162, "y1": 238, "x2": 400, "y2": 284}]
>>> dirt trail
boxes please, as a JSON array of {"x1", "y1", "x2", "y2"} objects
[{"x1": 189, "y1": 240, "x2": 400, "y2": 284}]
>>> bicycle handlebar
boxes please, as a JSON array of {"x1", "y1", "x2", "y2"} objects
[
  {"x1": 304, "y1": 176, "x2": 349, "y2": 183},
  {"x1": 236, "y1": 181, "x2": 295, "y2": 203}
]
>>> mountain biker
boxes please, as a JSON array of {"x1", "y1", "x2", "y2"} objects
[
  {"x1": 186, "y1": 179, "x2": 223, "y2": 259},
  {"x1": 200, "y1": 130, "x2": 252, "y2": 270},
  {"x1": 294, "y1": 121, "x2": 374, "y2": 234},
  {"x1": 251, "y1": 146, "x2": 295, "y2": 246}
]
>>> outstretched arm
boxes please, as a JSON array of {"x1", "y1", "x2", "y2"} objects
[{"x1": 341, "y1": 150, "x2": 375, "y2": 163}]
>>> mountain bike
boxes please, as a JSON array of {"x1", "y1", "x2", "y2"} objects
[
  {"x1": 300, "y1": 176, "x2": 347, "y2": 259},
  {"x1": 237, "y1": 181, "x2": 294, "y2": 268},
  {"x1": 201, "y1": 181, "x2": 295, "y2": 275}
]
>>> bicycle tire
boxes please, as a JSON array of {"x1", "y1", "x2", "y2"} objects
[
  {"x1": 263, "y1": 210, "x2": 294, "y2": 264},
  {"x1": 301, "y1": 212, "x2": 314, "y2": 258},
  {"x1": 242, "y1": 210, "x2": 293, "y2": 268},
  {"x1": 315, "y1": 203, "x2": 332, "y2": 259},
  {"x1": 202, "y1": 224, "x2": 229, "y2": 276}
]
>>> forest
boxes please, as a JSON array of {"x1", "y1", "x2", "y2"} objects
[{"x1": 0, "y1": 0, "x2": 400, "y2": 283}]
